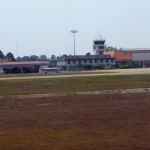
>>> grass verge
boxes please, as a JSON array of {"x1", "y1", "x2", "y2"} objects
[{"x1": 0, "y1": 74, "x2": 150, "y2": 96}]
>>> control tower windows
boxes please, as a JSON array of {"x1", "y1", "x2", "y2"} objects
[{"x1": 94, "y1": 41, "x2": 105, "y2": 45}]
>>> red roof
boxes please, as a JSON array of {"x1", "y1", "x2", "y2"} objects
[
  {"x1": 104, "y1": 51, "x2": 115, "y2": 57},
  {"x1": 104, "y1": 51, "x2": 132, "y2": 61}
]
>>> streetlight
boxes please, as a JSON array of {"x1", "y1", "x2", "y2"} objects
[{"x1": 70, "y1": 30, "x2": 78, "y2": 56}]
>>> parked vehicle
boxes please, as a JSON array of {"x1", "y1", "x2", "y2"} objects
[
  {"x1": 0, "y1": 71, "x2": 5, "y2": 74},
  {"x1": 39, "y1": 68, "x2": 62, "y2": 74}
]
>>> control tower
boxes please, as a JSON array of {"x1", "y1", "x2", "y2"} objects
[{"x1": 93, "y1": 37, "x2": 106, "y2": 55}]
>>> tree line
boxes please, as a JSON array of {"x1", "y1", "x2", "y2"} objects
[
  {"x1": 0, "y1": 50, "x2": 16, "y2": 61},
  {"x1": 0, "y1": 50, "x2": 60, "y2": 62},
  {"x1": 0, "y1": 45, "x2": 120, "y2": 62}
]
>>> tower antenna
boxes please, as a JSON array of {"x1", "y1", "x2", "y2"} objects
[
  {"x1": 99, "y1": 29, "x2": 101, "y2": 39},
  {"x1": 16, "y1": 42, "x2": 18, "y2": 58}
]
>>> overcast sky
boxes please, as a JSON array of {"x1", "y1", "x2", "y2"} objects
[{"x1": 0, "y1": 0, "x2": 150, "y2": 58}]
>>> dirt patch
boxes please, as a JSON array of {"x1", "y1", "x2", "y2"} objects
[
  {"x1": 1, "y1": 88, "x2": 150, "y2": 99},
  {"x1": 0, "y1": 93, "x2": 150, "y2": 149}
]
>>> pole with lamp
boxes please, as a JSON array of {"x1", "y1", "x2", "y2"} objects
[{"x1": 71, "y1": 30, "x2": 78, "y2": 70}]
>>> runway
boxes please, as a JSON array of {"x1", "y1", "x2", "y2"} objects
[{"x1": 0, "y1": 68, "x2": 150, "y2": 80}]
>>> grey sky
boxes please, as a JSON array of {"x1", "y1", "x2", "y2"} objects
[{"x1": 0, "y1": 0, "x2": 150, "y2": 58}]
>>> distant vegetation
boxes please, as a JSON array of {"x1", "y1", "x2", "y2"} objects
[{"x1": 0, "y1": 50, "x2": 16, "y2": 61}]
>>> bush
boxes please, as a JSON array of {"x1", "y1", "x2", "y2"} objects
[{"x1": 119, "y1": 65, "x2": 129, "y2": 69}]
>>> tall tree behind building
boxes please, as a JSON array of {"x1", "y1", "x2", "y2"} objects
[
  {"x1": 86, "y1": 52, "x2": 91, "y2": 55},
  {"x1": 5, "y1": 52, "x2": 16, "y2": 61},
  {"x1": 0, "y1": 50, "x2": 4, "y2": 58}
]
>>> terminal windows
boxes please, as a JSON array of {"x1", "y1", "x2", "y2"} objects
[
  {"x1": 99, "y1": 46, "x2": 104, "y2": 49},
  {"x1": 106, "y1": 59, "x2": 108, "y2": 63},
  {"x1": 99, "y1": 51, "x2": 103, "y2": 55}
]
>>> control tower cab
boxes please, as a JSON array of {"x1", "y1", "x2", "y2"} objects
[{"x1": 93, "y1": 38, "x2": 106, "y2": 55}]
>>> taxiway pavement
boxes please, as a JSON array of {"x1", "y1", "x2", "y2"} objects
[{"x1": 0, "y1": 68, "x2": 150, "y2": 80}]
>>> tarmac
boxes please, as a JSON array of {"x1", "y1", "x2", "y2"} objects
[{"x1": 0, "y1": 68, "x2": 150, "y2": 80}]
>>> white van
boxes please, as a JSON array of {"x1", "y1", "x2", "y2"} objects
[
  {"x1": 0, "y1": 71, "x2": 5, "y2": 75},
  {"x1": 39, "y1": 68, "x2": 62, "y2": 74}
]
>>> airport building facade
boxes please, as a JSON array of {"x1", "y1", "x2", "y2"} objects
[
  {"x1": 104, "y1": 49, "x2": 150, "y2": 67},
  {"x1": 57, "y1": 38, "x2": 116, "y2": 69},
  {"x1": 0, "y1": 59, "x2": 49, "y2": 74}
]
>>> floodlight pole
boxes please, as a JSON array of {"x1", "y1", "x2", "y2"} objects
[
  {"x1": 73, "y1": 33, "x2": 75, "y2": 56},
  {"x1": 71, "y1": 30, "x2": 78, "y2": 56}
]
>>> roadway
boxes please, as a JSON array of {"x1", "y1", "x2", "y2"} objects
[{"x1": 0, "y1": 68, "x2": 150, "y2": 80}]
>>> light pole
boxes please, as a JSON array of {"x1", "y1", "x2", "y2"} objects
[{"x1": 71, "y1": 30, "x2": 78, "y2": 56}]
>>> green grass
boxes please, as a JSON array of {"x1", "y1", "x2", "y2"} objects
[{"x1": 0, "y1": 74, "x2": 150, "y2": 96}]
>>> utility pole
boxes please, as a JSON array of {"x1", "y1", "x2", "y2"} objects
[
  {"x1": 71, "y1": 30, "x2": 78, "y2": 70},
  {"x1": 71, "y1": 30, "x2": 78, "y2": 56}
]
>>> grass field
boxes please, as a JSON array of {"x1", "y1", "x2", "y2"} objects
[
  {"x1": 1, "y1": 93, "x2": 150, "y2": 150},
  {"x1": 0, "y1": 74, "x2": 150, "y2": 96}
]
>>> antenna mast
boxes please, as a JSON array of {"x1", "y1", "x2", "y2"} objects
[{"x1": 16, "y1": 42, "x2": 18, "y2": 58}]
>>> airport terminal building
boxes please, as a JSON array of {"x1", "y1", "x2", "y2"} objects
[{"x1": 57, "y1": 38, "x2": 116, "y2": 69}]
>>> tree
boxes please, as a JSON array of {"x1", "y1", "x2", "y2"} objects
[
  {"x1": 119, "y1": 47, "x2": 123, "y2": 51},
  {"x1": 40, "y1": 55, "x2": 47, "y2": 60},
  {"x1": 20, "y1": 56, "x2": 30, "y2": 61},
  {"x1": 62, "y1": 54, "x2": 67, "y2": 57},
  {"x1": 29, "y1": 55, "x2": 39, "y2": 61},
  {"x1": 86, "y1": 52, "x2": 91, "y2": 56},
  {"x1": 16, "y1": 57, "x2": 21, "y2": 62},
  {"x1": 106, "y1": 46, "x2": 118, "y2": 51},
  {"x1": 56, "y1": 56, "x2": 60, "y2": 60},
  {"x1": 5, "y1": 52, "x2": 16, "y2": 61},
  {"x1": 0, "y1": 50, "x2": 4, "y2": 58},
  {"x1": 51, "y1": 55, "x2": 56, "y2": 61}
]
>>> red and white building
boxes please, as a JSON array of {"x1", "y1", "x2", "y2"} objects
[
  {"x1": 104, "y1": 49, "x2": 150, "y2": 67},
  {"x1": 0, "y1": 59, "x2": 49, "y2": 74}
]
